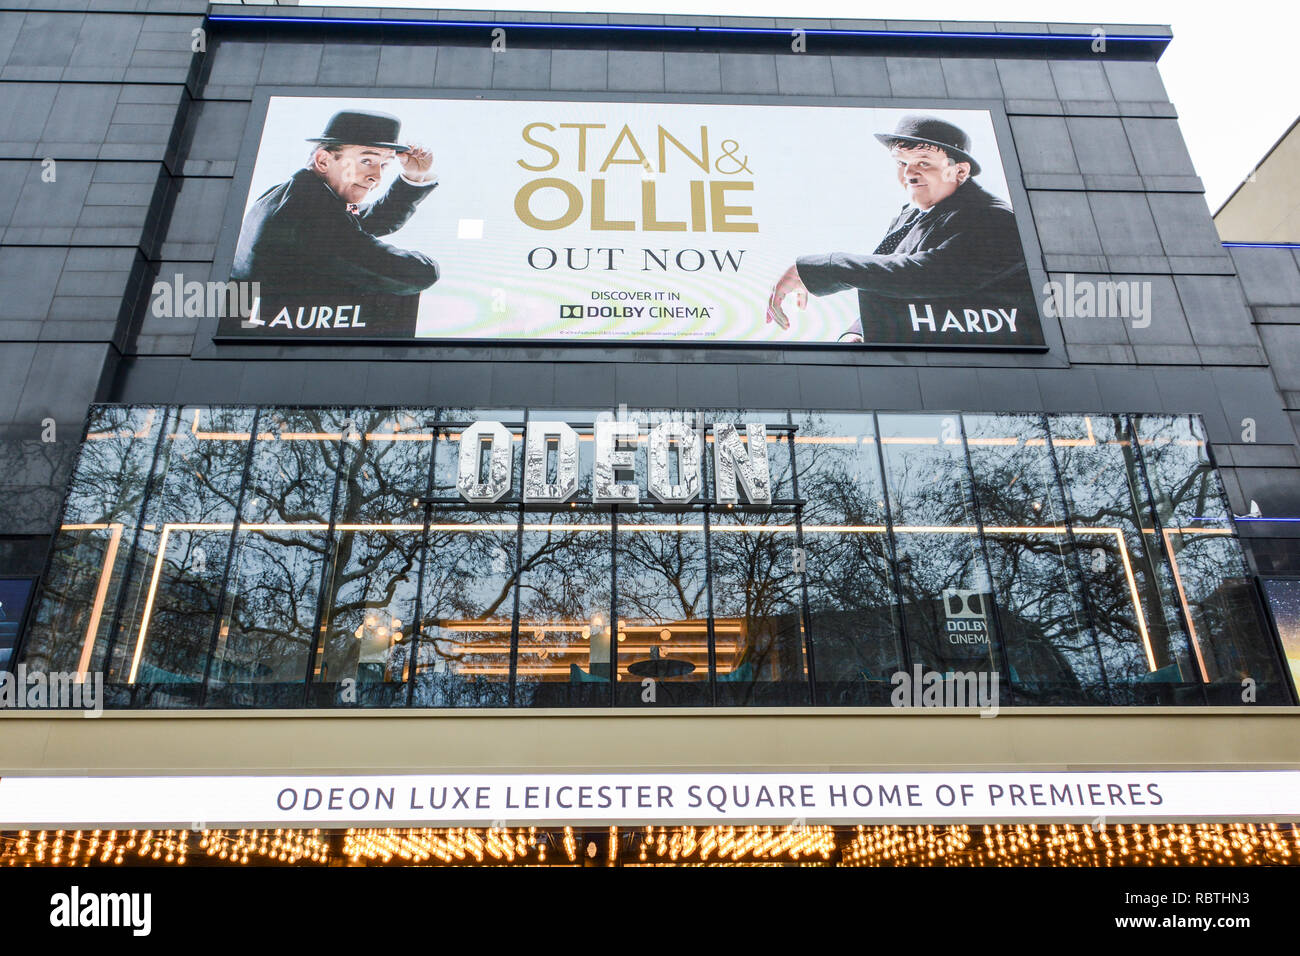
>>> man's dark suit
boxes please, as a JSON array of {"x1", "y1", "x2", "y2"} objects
[
  {"x1": 232, "y1": 168, "x2": 440, "y2": 296},
  {"x1": 794, "y1": 179, "x2": 1030, "y2": 340}
]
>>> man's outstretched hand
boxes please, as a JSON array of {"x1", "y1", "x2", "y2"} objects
[
  {"x1": 766, "y1": 263, "x2": 807, "y2": 330},
  {"x1": 398, "y1": 144, "x2": 436, "y2": 184}
]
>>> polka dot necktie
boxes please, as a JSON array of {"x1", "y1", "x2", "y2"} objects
[
  {"x1": 347, "y1": 203, "x2": 360, "y2": 216},
  {"x1": 873, "y1": 207, "x2": 924, "y2": 255}
]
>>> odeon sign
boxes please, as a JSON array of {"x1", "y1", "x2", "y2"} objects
[{"x1": 456, "y1": 420, "x2": 772, "y2": 506}]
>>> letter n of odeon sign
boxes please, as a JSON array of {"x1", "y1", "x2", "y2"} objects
[{"x1": 713, "y1": 423, "x2": 772, "y2": 505}]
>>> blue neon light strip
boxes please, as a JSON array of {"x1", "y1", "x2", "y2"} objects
[
  {"x1": 1231, "y1": 516, "x2": 1300, "y2": 522},
  {"x1": 1221, "y1": 242, "x2": 1300, "y2": 249},
  {"x1": 205, "y1": 15, "x2": 1167, "y2": 42}
]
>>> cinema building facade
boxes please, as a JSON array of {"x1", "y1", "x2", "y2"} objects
[{"x1": 0, "y1": 4, "x2": 1298, "y2": 866}]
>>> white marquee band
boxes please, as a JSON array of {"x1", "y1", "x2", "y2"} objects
[{"x1": 1, "y1": 771, "x2": 1298, "y2": 828}]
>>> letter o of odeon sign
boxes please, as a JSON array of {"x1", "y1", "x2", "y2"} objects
[{"x1": 457, "y1": 421, "x2": 514, "y2": 503}]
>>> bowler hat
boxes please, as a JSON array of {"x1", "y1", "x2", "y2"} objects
[
  {"x1": 307, "y1": 110, "x2": 409, "y2": 152},
  {"x1": 874, "y1": 114, "x2": 980, "y2": 176}
]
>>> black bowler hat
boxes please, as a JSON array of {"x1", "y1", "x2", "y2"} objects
[
  {"x1": 307, "y1": 110, "x2": 409, "y2": 152},
  {"x1": 874, "y1": 114, "x2": 980, "y2": 176}
]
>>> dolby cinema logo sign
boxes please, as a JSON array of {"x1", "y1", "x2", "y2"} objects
[{"x1": 456, "y1": 419, "x2": 772, "y2": 506}]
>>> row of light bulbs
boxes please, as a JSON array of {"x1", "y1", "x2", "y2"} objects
[
  {"x1": 2, "y1": 829, "x2": 191, "y2": 867},
  {"x1": 1, "y1": 828, "x2": 332, "y2": 867},
  {"x1": 4, "y1": 823, "x2": 1296, "y2": 867},
  {"x1": 342, "y1": 826, "x2": 578, "y2": 865},
  {"x1": 636, "y1": 824, "x2": 838, "y2": 863},
  {"x1": 200, "y1": 829, "x2": 330, "y2": 865},
  {"x1": 840, "y1": 823, "x2": 1300, "y2": 867}
]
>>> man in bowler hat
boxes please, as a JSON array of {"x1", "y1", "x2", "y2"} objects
[
  {"x1": 766, "y1": 114, "x2": 1029, "y2": 342},
  {"x1": 233, "y1": 109, "x2": 440, "y2": 298}
]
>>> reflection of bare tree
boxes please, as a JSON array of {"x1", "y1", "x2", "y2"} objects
[
  {"x1": 1134, "y1": 415, "x2": 1278, "y2": 690},
  {"x1": 23, "y1": 406, "x2": 158, "y2": 675},
  {"x1": 710, "y1": 509, "x2": 803, "y2": 693},
  {"x1": 617, "y1": 522, "x2": 705, "y2": 622},
  {"x1": 210, "y1": 408, "x2": 430, "y2": 696},
  {"x1": 792, "y1": 416, "x2": 901, "y2": 688}
]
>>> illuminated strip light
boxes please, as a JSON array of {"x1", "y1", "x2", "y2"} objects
[
  {"x1": 120, "y1": 520, "x2": 1236, "y2": 685},
  {"x1": 465, "y1": 664, "x2": 741, "y2": 676},
  {"x1": 443, "y1": 433, "x2": 525, "y2": 442},
  {"x1": 181, "y1": 410, "x2": 434, "y2": 442},
  {"x1": 86, "y1": 409, "x2": 155, "y2": 441},
  {"x1": 435, "y1": 644, "x2": 730, "y2": 657},
  {"x1": 440, "y1": 622, "x2": 740, "y2": 635},
  {"x1": 60, "y1": 523, "x2": 124, "y2": 682},
  {"x1": 128, "y1": 523, "x2": 174, "y2": 684},
  {"x1": 1026, "y1": 417, "x2": 1097, "y2": 447},
  {"x1": 1160, "y1": 526, "x2": 1235, "y2": 683},
  {"x1": 802, "y1": 525, "x2": 888, "y2": 533}
]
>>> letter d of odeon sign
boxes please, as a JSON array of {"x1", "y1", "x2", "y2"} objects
[
  {"x1": 524, "y1": 422, "x2": 579, "y2": 504},
  {"x1": 456, "y1": 419, "x2": 772, "y2": 505}
]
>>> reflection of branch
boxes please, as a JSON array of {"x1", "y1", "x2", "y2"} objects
[{"x1": 618, "y1": 530, "x2": 705, "y2": 620}]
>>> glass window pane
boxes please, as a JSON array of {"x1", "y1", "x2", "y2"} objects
[
  {"x1": 313, "y1": 409, "x2": 433, "y2": 707},
  {"x1": 0, "y1": 578, "x2": 36, "y2": 673},
  {"x1": 111, "y1": 407, "x2": 254, "y2": 706},
  {"x1": 615, "y1": 509, "x2": 709, "y2": 706},
  {"x1": 514, "y1": 510, "x2": 613, "y2": 707},
  {"x1": 1261, "y1": 578, "x2": 1300, "y2": 700},
  {"x1": 876, "y1": 413, "x2": 1002, "y2": 683},
  {"x1": 208, "y1": 409, "x2": 350, "y2": 707},
  {"x1": 1049, "y1": 414, "x2": 1196, "y2": 702},
  {"x1": 964, "y1": 413, "x2": 1105, "y2": 704},
  {"x1": 709, "y1": 509, "x2": 809, "y2": 706},
  {"x1": 207, "y1": 529, "x2": 324, "y2": 707},
  {"x1": 794, "y1": 412, "x2": 904, "y2": 706},
  {"x1": 410, "y1": 510, "x2": 518, "y2": 708},
  {"x1": 1135, "y1": 414, "x2": 1289, "y2": 702},
  {"x1": 22, "y1": 406, "x2": 162, "y2": 680}
]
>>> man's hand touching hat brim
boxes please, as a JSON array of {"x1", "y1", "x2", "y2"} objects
[
  {"x1": 766, "y1": 263, "x2": 807, "y2": 330},
  {"x1": 398, "y1": 144, "x2": 436, "y2": 184}
]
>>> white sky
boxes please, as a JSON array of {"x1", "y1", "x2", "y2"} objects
[{"x1": 316, "y1": 0, "x2": 1300, "y2": 214}]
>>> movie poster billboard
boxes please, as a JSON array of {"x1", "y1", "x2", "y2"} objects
[{"x1": 218, "y1": 96, "x2": 1044, "y2": 348}]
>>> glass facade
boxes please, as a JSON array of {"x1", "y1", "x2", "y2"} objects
[{"x1": 17, "y1": 405, "x2": 1294, "y2": 708}]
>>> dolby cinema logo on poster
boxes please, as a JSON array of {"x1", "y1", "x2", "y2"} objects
[
  {"x1": 216, "y1": 97, "x2": 1044, "y2": 349},
  {"x1": 943, "y1": 589, "x2": 990, "y2": 645}
]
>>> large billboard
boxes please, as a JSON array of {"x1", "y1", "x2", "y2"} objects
[{"x1": 219, "y1": 96, "x2": 1044, "y2": 349}]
